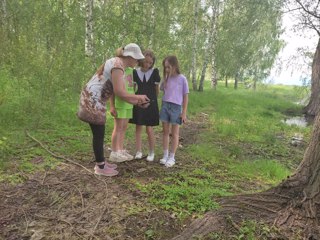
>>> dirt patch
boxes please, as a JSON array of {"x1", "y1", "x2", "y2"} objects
[
  {"x1": 0, "y1": 112, "x2": 303, "y2": 239},
  {"x1": 0, "y1": 162, "x2": 188, "y2": 240},
  {"x1": 0, "y1": 115, "x2": 209, "y2": 240}
]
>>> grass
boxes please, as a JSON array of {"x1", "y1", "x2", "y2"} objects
[{"x1": 0, "y1": 82, "x2": 311, "y2": 222}]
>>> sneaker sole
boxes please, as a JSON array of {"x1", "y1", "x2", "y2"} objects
[
  {"x1": 159, "y1": 159, "x2": 167, "y2": 164},
  {"x1": 165, "y1": 164, "x2": 175, "y2": 167},
  {"x1": 109, "y1": 158, "x2": 128, "y2": 163},
  {"x1": 94, "y1": 171, "x2": 118, "y2": 177}
]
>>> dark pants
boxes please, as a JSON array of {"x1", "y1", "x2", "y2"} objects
[{"x1": 89, "y1": 123, "x2": 105, "y2": 163}]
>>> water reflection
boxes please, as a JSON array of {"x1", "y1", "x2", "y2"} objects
[{"x1": 282, "y1": 115, "x2": 313, "y2": 127}]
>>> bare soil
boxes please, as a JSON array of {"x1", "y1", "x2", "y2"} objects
[{"x1": 0, "y1": 113, "x2": 306, "y2": 240}]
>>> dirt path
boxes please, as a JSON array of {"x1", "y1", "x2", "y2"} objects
[{"x1": 0, "y1": 115, "x2": 210, "y2": 240}]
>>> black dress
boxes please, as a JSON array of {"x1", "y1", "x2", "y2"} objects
[{"x1": 129, "y1": 68, "x2": 160, "y2": 126}]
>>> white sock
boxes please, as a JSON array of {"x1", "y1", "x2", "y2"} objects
[
  {"x1": 168, "y1": 152, "x2": 175, "y2": 160},
  {"x1": 163, "y1": 149, "x2": 168, "y2": 158}
]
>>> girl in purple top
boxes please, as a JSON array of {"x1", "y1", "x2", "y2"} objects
[{"x1": 159, "y1": 56, "x2": 189, "y2": 167}]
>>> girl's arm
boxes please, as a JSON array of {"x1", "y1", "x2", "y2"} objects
[
  {"x1": 109, "y1": 94, "x2": 117, "y2": 117},
  {"x1": 181, "y1": 94, "x2": 188, "y2": 123},
  {"x1": 111, "y1": 68, "x2": 149, "y2": 105}
]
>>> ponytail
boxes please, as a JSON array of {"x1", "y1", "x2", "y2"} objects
[
  {"x1": 115, "y1": 47, "x2": 124, "y2": 57},
  {"x1": 96, "y1": 63, "x2": 105, "y2": 77}
]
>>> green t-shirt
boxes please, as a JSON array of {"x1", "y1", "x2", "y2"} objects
[{"x1": 115, "y1": 67, "x2": 134, "y2": 109}]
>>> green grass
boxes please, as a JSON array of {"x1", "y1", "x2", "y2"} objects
[{"x1": 0, "y1": 82, "x2": 311, "y2": 221}]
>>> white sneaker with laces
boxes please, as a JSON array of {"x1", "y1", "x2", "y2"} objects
[
  {"x1": 160, "y1": 157, "x2": 168, "y2": 165},
  {"x1": 121, "y1": 150, "x2": 134, "y2": 161},
  {"x1": 135, "y1": 151, "x2": 143, "y2": 159},
  {"x1": 146, "y1": 153, "x2": 154, "y2": 162},
  {"x1": 109, "y1": 151, "x2": 127, "y2": 163},
  {"x1": 165, "y1": 158, "x2": 175, "y2": 167}
]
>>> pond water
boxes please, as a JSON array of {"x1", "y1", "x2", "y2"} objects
[{"x1": 281, "y1": 116, "x2": 311, "y2": 127}]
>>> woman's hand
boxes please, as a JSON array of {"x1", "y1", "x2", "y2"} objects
[
  {"x1": 110, "y1": 107, "x2": 117, "y2": 117},
  {"x1": 136, "y1": 95, "x2": 150, "y2": 106},
  {"x1": 137, "y1": 102, "x2": 150, "y2": 108}
]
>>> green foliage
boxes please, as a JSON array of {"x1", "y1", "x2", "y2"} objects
[
  {"x1": 228, "y1": 219, "x2": 279, "y2": 240},
  {"x1": 216, "y1": 0, "x2": 283, "y2": 83},
  {"x1": 135, "y1": 172, "x2": 224, "y2": 218},
  {"x1": 231, "y1": 159, "x2": 290, "y2": 184}
]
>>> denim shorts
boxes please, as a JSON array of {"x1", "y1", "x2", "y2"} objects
[{"x1": 159, "y1": 101, "x2": 182, "y2": 125}]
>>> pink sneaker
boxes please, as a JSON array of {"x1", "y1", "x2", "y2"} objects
[
  {"x1": 105, "y1": 162, "x2": 117, "y2": 169},
  {"x1": 94, "y1": 165, "x2": 118, "y2": 177}
]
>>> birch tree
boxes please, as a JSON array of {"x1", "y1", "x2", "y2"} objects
[
  {"x1": 198, "y1": 0, "x2": 221, "y2": 91},
  {"x1": 210, "y1": 0, "x2": 223, "y2": 90},
  {"x1": 85, "y1": 0, "x2": 94, "y2": 64},
  {"x1": 216, "y1": 0, "x2": 282, "y2": 89},
  {"x1": 191, "y1": 0, "x2": 199, "y2": 90}
]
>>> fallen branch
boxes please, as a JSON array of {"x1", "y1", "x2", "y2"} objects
[
  {"x1": 26, "y1": 130, "x2": 93, "y2": 175},
  {"x1": 90, "y1": 206, "x2": 113, "y2": 240}
]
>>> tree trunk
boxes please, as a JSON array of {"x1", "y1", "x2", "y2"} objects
[
  {"x1": 303, "y1": 37, "x2": 320, "y2": 117},
  {"x1": 211, "y1": 48, "x2": 218, "y2": 90},
  {"x1": 234, "y1": 72, "x2": 239, "y2": 89},
  {"x1": 210, "y1": 0, "x2": 220, "y2": 90},
  {"x1": 85, "y1": 0, "x2": 94, "y2": 64},
  {"x1": 225, "y1": 76, "x2": 228, "y2": 88},
  {"x1": 191, "y1": 0, "x2": 199, "y2": 91},
  {"x1": 281, "y1": 112, "x2": 320, "y2": 196},
  {"x1": 148, "y1": 0, "x2": 155, "y2": 49},
  {"x1": 1, "y1": 0, "x2": 6, "y2": 24},
  {"x1": 199, "y1": 0, "x2": 219, "y2": 92},
  {"x1": 199, "y1": 26, "x2": 209, "y2": 92},
  {"x1": 253, "y1": 68, "x2": 257, "y2": 91}
]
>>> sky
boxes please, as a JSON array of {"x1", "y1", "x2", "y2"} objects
[{"x1": 268, "y1": 13, "x2": 318, "y2": 86}]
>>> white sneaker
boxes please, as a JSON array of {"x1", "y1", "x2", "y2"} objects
[
  {"x1": 160, "y1": 157, "x2": 168, "y2": 165},
  {"x1": 109, "y1": 151, "x2": 127, "y2": 163},
  {"x1": 165, "y1": 158, "x2": 175, "y2": 167},
  {"x1": 121, "y1": 150, "x2": 134, "y2": 161},
  {"x1": 135, "y1": 151, "x2": 143, "y2": 159},
  {"x1": 146, "y1": 153, "x2": 154, "y2": 162}
]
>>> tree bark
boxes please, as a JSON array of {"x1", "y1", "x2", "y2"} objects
[
  {"x1": 210, "y1": 0, "x2": 221, "y2": 90},
  {"x1": 1, "y1": 0, "x2": 6, "y2": 24},
  {"x1": 199, "y1": 0, "x2": 219, "y2": 92},
  {"x1": 303, "y1": 37, "x2": 320, "y2": 117},
  {"x1": 191, "y1": 0, "x2": 199, "y2": 91},
  {"x1": 148, "y1": 0, "x2": 156, "y2": 49},
  {"x1": 234, "y1": 72, "x2": 239, "y2": 89},
  {"x1": 85, "y1": 0, "x2": 94, "y2": 64}
]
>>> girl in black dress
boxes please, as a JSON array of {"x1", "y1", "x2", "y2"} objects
[{"x1": 129, "y1": 50, "x2": 161, "y2": 161}]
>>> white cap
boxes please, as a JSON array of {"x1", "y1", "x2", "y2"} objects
[{"x1": 123, "y1": 43, "x2": 145, "y2": 60}]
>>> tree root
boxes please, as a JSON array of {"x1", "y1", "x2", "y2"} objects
[{"x1": 172, "y1": 189, "x2": 320, "y2": 240}]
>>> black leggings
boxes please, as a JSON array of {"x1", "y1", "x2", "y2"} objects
[{"x1": 89, "y1": 123, "x2": 105, "y2": 163}]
